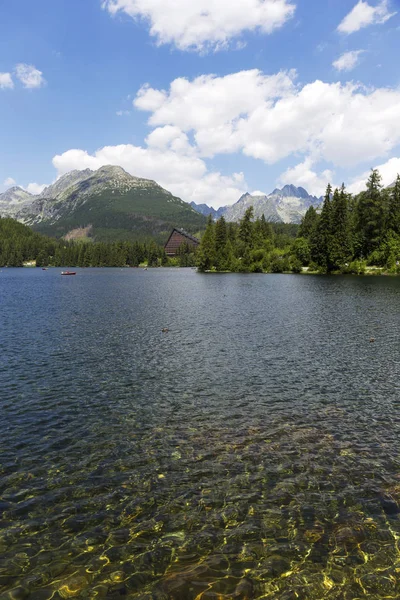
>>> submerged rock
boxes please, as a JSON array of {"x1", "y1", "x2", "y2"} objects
[
  {"x1": 58, "y1": 573, "x2": 89, "y2": 598},
  {"x1": 7, "y1": 587, "x2": 30, "y2": 600},
  {"x1": 379, "y1": 493, "x2": 400, "y2": 515}
]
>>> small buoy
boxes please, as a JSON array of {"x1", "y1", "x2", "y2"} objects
[
  {"x1": 370, "y1": 338, "x2": 375, "y2": 343},
  {"x1": 162, "y1": 328, "x2": 169, "y2": 333}
]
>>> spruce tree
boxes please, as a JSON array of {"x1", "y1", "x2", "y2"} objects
[
  {"x1": 197, "y1": 215, "x2": 216, "y2": 271},
  {"x1": 260, "y1": 214, "x2": 273, "y2": 240},
  {"x1": 311, "y1": 184, "x2": 333, "y2": 271},
  {"x1": 253, "y1": 218, "x2": 265, "y2": 249},
  {"x1": 299, "y1": 206, "x2": 318, "y2": 239},
  {"x1": 388, "y1": 175, "x2": 400, "y2": 235},
  {"x1": 330, "y1": 184, "x2": 352, "y2": 269},
  {"x1": 237, "y1": 207, "x2": 254, "y2": 270},
  {"x1": 215, "y1": 216, "x2": 228, "y2": 270},
  {"x1": 356, "y1": 169, "x2": 385, "y2": 257}
]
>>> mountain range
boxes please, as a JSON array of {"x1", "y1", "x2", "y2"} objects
[
  {"x1": 191, "y1": 185, "x2": 321, "y2": 224},
  {"x1": 0, "y1": 167, "x2": 324, "y2": 242},
  {"x1": 0, "y1": 166, "x2": 206, "y2": 243}
]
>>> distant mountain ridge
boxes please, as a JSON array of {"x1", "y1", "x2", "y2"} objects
[
  {"x1": 190, "y1": 184, "x2": 322, "y2": 224},
  {"x1": 189, "y1": 202, "x2": 227, "y2": 220},
  {"x1": 0, "y1": 166, "x2": 206, "y2": 243}
]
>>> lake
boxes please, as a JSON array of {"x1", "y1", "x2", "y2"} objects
[{"x1": 1, "y1": 268, "x2": 400, "y2": 599}]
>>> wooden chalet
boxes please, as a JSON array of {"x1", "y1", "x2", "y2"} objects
[{"x1": 164, "y1": 228, "x2": 200, "y2": 257}]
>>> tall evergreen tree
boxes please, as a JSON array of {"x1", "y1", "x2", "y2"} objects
[
  {"x1": 197, "y1": 215, "x2": 216, "y2": 272},
  {"x1": 356, "y1": 169, "x2": 385, "y2": 257},
  {"x1": 388, "y1": 175, "x2": 400, "y2": 235},
  {"x1": 215, "y1": 216, "x2": 228, "y2": 270},
  {"x1": 237, "y1": 206, "x2": 254, "y2": 270},
  {"x1": 260, "y1": 214, "x2": 274, "y2": 240},
  {"x1": 299, "y1": 206, "x2": 318, "y2": 239},
  {"x1": 311, "y1": 184, "x2": 333, "y2": 271},
  {"x1": 330, "y1": 184, "x2": 352, "y2": 269}
]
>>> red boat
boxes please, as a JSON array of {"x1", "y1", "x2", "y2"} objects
[{"x1": 61, "y1": 271, "x2": 76, "y2": 276}]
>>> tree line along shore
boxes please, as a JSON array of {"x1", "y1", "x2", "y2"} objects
[
  {"x1": 196, "y1": 170, "x2": 400, "y2": 275},
  {"x1": 1, "y1": 170, "x2": 399, "y2": 274}
]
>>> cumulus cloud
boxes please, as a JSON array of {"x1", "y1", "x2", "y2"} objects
[
  {"x1": 0, "y1": 73, "x2": 14, "y2": 89},
  {"x1": 337, "y1": 0, "x2": 396, "y2": 34},
  {"x1": 1, "y1": 178, "x2": 48, "y2": 195},
  {"x1": 15, "y1": 64, "x2": 46, "y2": 89},
  {"x1": 102, "y1": 0, "x2": 295, "y2": 51},
  {"x1": 333, "y1": 50, "x2": 364, "y2": 72},
  {"x1": 278, "y1": 158, "x2": 335, "y2": 197},
  {"x1": 52, "y1": 68, "x2": 400, "y2": 208},
  {"x1": 348, "y1": 156, "x2": 400, "y2": 193},
  {"x1": 26, "y1": 182, "x2": 47, "y2": 195},
  {"x1": 251, "y1": 190, "x2": 269, "y2": 196},
  {"x1": 52, "y1": 145, "x2": 246, "y2": 208},
  {"x1": 134, "y1": 70, "x2": 400, "y2": 168}
]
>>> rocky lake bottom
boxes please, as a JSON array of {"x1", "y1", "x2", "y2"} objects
[{"x1": 1, "y1": 268, "x2": 400, "y2": 599}]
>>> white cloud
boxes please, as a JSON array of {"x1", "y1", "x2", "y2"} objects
[
  {"x1": 0, "y1": 73, "x2": 14, "y2": 89},
  {"x1": 15, "y1": 64, "x2": 46, "y2": 89},
  {"x1": 278, "y1": 158, "x2": 334, "y2": 197},
  {"x1": 51, "y1": 68, "x2": 400, "y2": 208},
  {"x1": 333, "y1": 50, "x2": 364, "y2": 72},
  {"x1": 134, "y1": 70, "x2": 400, "y2": 168},
  {"x1": 52, "y1": 145, "x2": 246, "y2": 208},
  {"x1": 102, "y1": 0, "x2": 295, "y2": 51},
  {"x1": 116, "y1": 110, "x2": 131, "y2": 116},
  {"x1": 135, "y1": 69, "x2": 296, "y2": 157},
  {"x1": 348, "y1": 156, "x2": 400, "y2": 193},
  {"x1": 1, "y1": 178, "x2": 48, "y2": 195},
  {"x1": 337, "y1": 0, "x2": 396, "y2": 34},
  {"x1": 145, "y1": 125, "x2": 196, "y2": 155},
  {"x1": 25, "y1": 182, "x2": 47, "y2": 195},
  {"x1": 251, "y1": 190, "x2": 268, "y2": 196},
  {"x1": 135, "y1": 70, "x2": 296, "y2": 132}
]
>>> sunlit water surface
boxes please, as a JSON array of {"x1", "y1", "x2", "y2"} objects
[{"x1": 1, "y1": 268, "x2": 400, "y2": 600}]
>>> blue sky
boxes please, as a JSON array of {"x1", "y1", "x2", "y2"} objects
[{"x1": 1, "y1": 0, "x2": 400, "y2": 207}]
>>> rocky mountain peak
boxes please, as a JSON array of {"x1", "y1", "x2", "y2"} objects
[
  {"x1": 39, "y1": 169, "x2": 94, "y2": 200},
  {"x1": 192, "y1": 183, "x2": 321, "y2": 225},
  {"x1": 95, "y1": 165, "x2": 128, "y2": 177},
  {"x1": 270, "y1": 185, "x2": 311, "y2": 199},
  {"x1": 0, "y1": 186, "x2": 32, "y2": 204}
]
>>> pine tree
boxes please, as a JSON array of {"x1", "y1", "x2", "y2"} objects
[
  {"x1": 224, "y1": 239, "x2": 236, "y2": 271},
  {"x1": 260, "y1": 214, "x2": 273, "y2": 240},
  {"x1": 237, "y1": 206, "x2": 254, "y2": 270},
  {"x1": 299, "y1": 206, "x2": 318, "y2": 239},
  {"x1": 35, "y1": 250, "x2": 48, "y2": 267},
  {"x1": 77, "y1": 244, "x2": 86, "y2": 267},
  {"x1": 215, "y1": 216, "x2": 228, "y2": 270},
  {"x1": 253, "y1": 218, "x2": 266, "y2": 250},
  {"x1": 330, "y1": 184, "x2": 352, "y2": 270},
  {"x1": 356, "y1": 169, "x2": 385, "y2": 257},
  {"x1": 197, "y1": 215, "x2": 216, "y2": 271},
  {"x1": 311, "y1": 184, "x2": 333, "y2": 271},
  {"x1": 388, "y1": 175, "x2": 400, "y2": 235},
  {"x1": 238, "y1": 207, "x2": 254, "y2": 249}
]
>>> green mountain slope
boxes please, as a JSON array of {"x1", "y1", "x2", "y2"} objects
[{"x1": 15, "y1": 166, "x2": 206, "y2": 243}]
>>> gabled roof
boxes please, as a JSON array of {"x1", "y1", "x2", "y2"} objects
[{"x1": 165, "y1": 228, "x2": 200, "y2": 247}]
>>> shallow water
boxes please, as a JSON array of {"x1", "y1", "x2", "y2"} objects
[{"x1": 1, "y1": 268, "x2": 400, "y2": 599}]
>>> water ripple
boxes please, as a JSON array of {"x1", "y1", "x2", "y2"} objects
[{"x1": 1, "y1": 269, "x2": 400, "y2": 598}]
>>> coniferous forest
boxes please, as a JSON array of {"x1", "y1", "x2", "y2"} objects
[
  {"x1": 1, "y1": 170, "x2": 400, "y2": 273},
  {"x1": 0, "y1": 218, "x2": 168, "y2": 268},
  {"x1": 197, "y1": 170, "x2": 400, "y2": 274}
]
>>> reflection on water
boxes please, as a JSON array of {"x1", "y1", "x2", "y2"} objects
[{"x1": 1, "y1": 269, "x2": 400, "y2": 599}]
